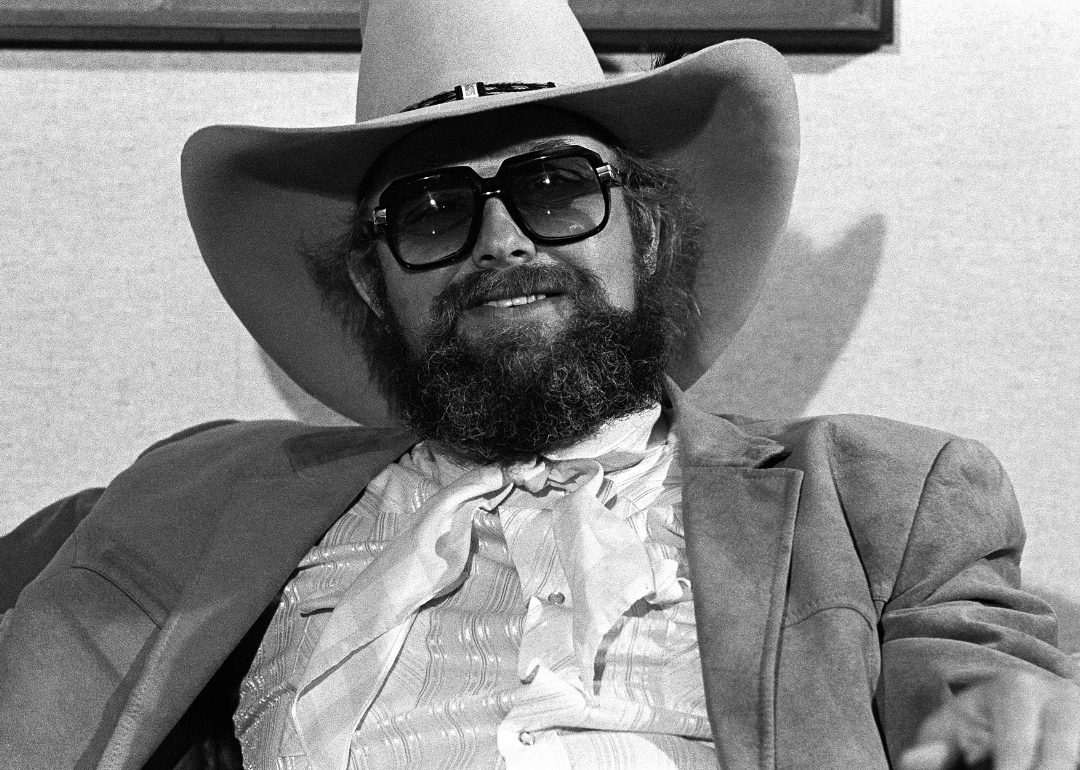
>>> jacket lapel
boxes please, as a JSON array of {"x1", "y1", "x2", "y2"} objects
[
  {"x1": 97, "y1": 424, "x2": 416, "y2": 770},
  {"x1": 673, "y1": 390, "x2": 802, "y2": 770}
]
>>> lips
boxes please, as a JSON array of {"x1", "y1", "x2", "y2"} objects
[
  {"x1": 465, "y1": 278, "x2": 566, "y2": 309},
  {"x1": 434, "y1": 263, "x2": 593, "y2": 321},
  {"x1": 481, "y1": 293, "x2": 552, "y2": 308}
]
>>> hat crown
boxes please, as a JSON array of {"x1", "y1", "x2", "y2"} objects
[{"x1": 355, "y1": 0, "x2": 604, "y2": 122}]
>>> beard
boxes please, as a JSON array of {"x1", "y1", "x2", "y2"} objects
[{"x1": 375, "y1": 262, "x2": 669, "y2": 463}]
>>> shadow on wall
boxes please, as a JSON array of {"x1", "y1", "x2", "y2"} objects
[{"x1": 692, "y1": 213, "x2": 888, "y2": 418}]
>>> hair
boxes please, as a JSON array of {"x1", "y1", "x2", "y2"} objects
[
  {"x1": 610, "y1": 143, "x2": 702, "y2": 355},
  {"x1": 301, "y1": 143, "x2": 703, "y2": 390}
]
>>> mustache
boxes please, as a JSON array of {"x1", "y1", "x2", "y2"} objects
[{"x1": 427, "y1": 262, "x2": 610, "y2": 328}]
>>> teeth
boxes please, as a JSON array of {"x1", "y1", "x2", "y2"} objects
[{"x1": 483, "y1": 293, "x2": 548, "y2": 308}]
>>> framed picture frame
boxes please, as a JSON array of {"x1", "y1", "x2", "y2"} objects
[{"x1": 0, "y1": 0, "x2": 892, "y2": 52}]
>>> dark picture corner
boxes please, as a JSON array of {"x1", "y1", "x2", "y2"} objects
[{"x1": 0, "y1": 0, "x2": 892, "y2": 53}]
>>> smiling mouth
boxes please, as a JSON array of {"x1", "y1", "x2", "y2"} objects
[{"x1": 481, "y1": 293, "x2": 553, "y2": 309}]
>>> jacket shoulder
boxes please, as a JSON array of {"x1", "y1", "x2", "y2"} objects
[
  {"x1": 762, "y1": 414, "x2": 1012, "y2": 528},
  {"x1": 721, "y1": 412, "x2": 1018, "y2": 604},
  {"x1": 130, "y1": 417, "x2": 417, "y2": 475},
  {"x1": 733, "y1": 412, "x2": 1011, "y2": 528},
  {"x1": 725, "y1": 411, "x2": 959, "y2": 472},
  {"x1": 67, "y1": 419, "x2": 413, "y2": 621},
  {"x1": 134, "y1": 418, "x2": 339, "y2": 467}
]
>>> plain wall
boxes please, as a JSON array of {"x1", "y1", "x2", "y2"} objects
[{"x1": 2, "y1": 1, "x2": 1078, "y2": 645}]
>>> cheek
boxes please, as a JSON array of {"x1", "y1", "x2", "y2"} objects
[
  {"x1": 377, "y1": 249, "x2": 448, "y2": 339},
  {"x1": 582, "y1": 199, "x2": 638, "y2": 312}
]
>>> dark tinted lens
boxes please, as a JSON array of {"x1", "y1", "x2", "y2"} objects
[
  {"x1": 510, "y1": 155, "x2": 606, "y2": 239},
  {"x1": 386, "y1": 175, "x2": 475, "y2": 265}
]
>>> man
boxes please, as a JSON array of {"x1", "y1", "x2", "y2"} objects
[{"x1": 1, "y1": 0, "x2": 1078, "y2": 768}]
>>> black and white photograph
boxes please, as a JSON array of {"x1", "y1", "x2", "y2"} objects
[{"x1": 1, "y1": 1, "x2": 1077, "y2": 768}]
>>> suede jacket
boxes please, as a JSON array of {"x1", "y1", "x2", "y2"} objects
[{"x1": 1, "y1": 393, "x2": 1076, "y2": 770}]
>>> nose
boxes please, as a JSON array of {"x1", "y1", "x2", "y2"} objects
[{"x1": 469, "y1": 197, "x2": 537, "y2": 269}]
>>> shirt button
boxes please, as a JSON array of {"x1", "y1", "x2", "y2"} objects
[
  {"x1": 547, "y1": 591, "x2": 565, "y2": 605},
  {"x1": 519, "y1": 731, "x2": 535, "y2": 746}
]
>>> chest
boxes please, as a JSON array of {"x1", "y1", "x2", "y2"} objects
[{"x1": 237, "y1": 457, "x2": 720, "y2": 770}]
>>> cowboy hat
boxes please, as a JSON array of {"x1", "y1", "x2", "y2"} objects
[{"x1": 181, "y1": 0, "x2": 800, "y2": 427}]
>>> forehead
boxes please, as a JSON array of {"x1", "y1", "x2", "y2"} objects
[{"x1": 364, "y1": 106, "x2": 618, "y2": 197}]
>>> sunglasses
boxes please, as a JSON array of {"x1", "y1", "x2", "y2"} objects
[{"x1": 371, "y1": 145, "x2": 622, "y2": 271}]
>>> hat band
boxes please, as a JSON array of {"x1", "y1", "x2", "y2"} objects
[{"x1": 403, "y1": 81, "x2": 556, "y2": 112}]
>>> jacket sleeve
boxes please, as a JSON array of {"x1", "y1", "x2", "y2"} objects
[
  {"x1": 876, "y1": 437, "x2": 1080, "y2": 756},
  {"x1": 0, "y1": 487, "x2": 104, "y2": 613},
  {"x1": 0, "y1": 421, "x2": 240, "y2": 614},
  {"x1": 0, "y1": 419, "x2": 250, "y2": 769}
]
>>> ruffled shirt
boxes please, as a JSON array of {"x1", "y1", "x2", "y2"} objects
[{"x1": 236, "y1": 406, "x2": 714, "y2": 769}]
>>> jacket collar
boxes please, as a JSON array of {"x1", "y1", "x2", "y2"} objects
[{"x1": 666, "y1": 378, "x2": 788, "y2": 469}]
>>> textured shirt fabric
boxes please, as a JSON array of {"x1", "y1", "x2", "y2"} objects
[{"x1": 236, "y1": 408, "x2": 715, "y2": 770}]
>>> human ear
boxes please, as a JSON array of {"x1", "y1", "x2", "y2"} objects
[{"x1": 347, "y1": 256, "x2": 386, "y2": 320}]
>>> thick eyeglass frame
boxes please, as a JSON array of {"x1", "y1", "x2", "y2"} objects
[{"x1": 370, "y1": 145, "x2": 623, "y2": 272}]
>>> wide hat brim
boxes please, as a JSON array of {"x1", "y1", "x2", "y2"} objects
[{"x1": 181, "y1": 39, "x2": 799, "y2": 427}]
